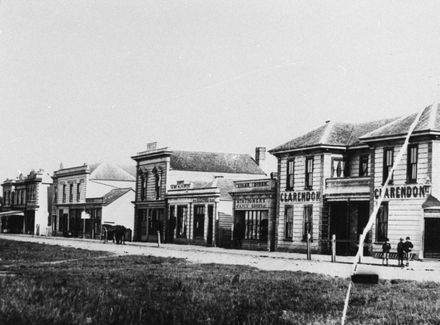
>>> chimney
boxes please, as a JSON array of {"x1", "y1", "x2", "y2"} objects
[{"x1": 255, "y1": 147, "x2": 266, "y2": 166}]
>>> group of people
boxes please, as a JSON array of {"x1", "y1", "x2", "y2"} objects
[{"x1": 382, "y1": 236, "x2": 414, "y2": 267}]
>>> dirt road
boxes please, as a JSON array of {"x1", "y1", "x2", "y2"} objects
[{"x1": 2, "y1": 234, "x2": 440, "y2": 282}]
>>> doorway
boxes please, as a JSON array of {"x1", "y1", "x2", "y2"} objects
[
  {"x1": 207, "y1": 205, "x2": 214, "y2": 246},
  {"x1": 424, "y1": 218, "x2": 440, "y2": 258}
]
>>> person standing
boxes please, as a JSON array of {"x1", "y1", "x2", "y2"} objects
[
  {"x1": 403, "y1": 236, "x2": 414, "y2": 267},
  {"x1": 397, "y1": 238, "x2": 405, "y2": 267},
  {"x1": 382, "y1": 238, "x2": 391, "y2": 266}
]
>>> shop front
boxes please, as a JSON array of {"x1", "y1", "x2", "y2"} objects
[
  {"x1": 135, "y1": 201, "x2": 167, "y2": 242},
  {"x1": 231, "y1": 178, "x2": 276, "y2": 251}
]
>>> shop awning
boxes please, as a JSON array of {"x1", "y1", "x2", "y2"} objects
[{"x1": 0, "y1": 210, "x2": 24, "y2": 217}]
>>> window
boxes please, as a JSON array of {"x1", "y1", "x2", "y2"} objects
[
  {"x1": 244, "y1": 210, "x2": 268, "y2": 241},
  {"x1": 176, "y1": 205, "x2": 188, "y2": 238},
  {"x1": 376, "y1": 202, "x2": 388, "y2": 242},
  {"x1": 407, "y1": 144, "x2": 418, "y2": 183},
  {"x1": 69, "y1": 184, "x2": 73, "y2": 202},
  {"x1": 383, "y1": 148, "x2": 394, "y2": 184},
  {"x1": 76, "y1": 183, "x2": 81, "y2": 202},
  {"x1": 153, "y1": 168, "x2": 161, "y2": 200},
  {"x1": 20, "y1": 190, "x2": 24, "y2": 204},
  {"x1": 193, "y1": 205, "x2": 205, "y2": 238},
  {"x1": 286, "y1": 159, "x2": 295, "y2": 190},
  {"x1": 305, "y1": 157, "x2": 314, "y2": 189},
  {"x1": 54, "y1": 185, "x2": 57, "y2": 203},
  {"x1": 331, "y1": 159, "x2": 345, "y2": 178},
  {"x1": 303, "y1": 205, "x2": 313, "y2": 241},
  {"x1": 285, "y1": 206, "x2": 293, "y2": 240},
  {"x1": 359, "y1": 154, "x2": 369, "y2": 177},
  {"x1": 62, "y1": 184, "x2": 66, "y2": 203}
]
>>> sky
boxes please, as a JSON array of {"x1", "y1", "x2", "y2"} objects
[{"x1": 2, "y1": 1, "x2": 440, "y2": 182}]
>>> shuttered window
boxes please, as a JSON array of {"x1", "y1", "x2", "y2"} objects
[{"x1": 407, "y1": 144, "x2": 418, "y2": 183}]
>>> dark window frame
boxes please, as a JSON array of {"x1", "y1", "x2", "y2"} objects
[
  {"x1": 76, "y1": 183, "x2": 81, "y2": 202},
  {"x1": 285, "y1": 205, "x2": 293, "y2": 240},
  {"x1": 407, "y1": 144, "x2": 418, "y2": 184},
  {"x1": 305, "y1": 157, "x2": 314, "y2": 190},
  {"x1": 286, "y1": 159, "x2": 295, "y2": 190},
  {"x1": 302, "y1": 205, "x2": 313, "y2": 242},
  {"x1": 359, "y1": 154, "x2": 369, "y2": 177},
  {"x1": 383, "y1": 147, "x2": 394, "y2": 185},
  {"x1": 69, "y1": 184, "x2": 74, "y2": 202},
  {"x1": 375, "y1": 202, "x2": 388, "y2": 243},
  {"x1": 62, "y1": 184, "x2": 66, "y2": 203}
]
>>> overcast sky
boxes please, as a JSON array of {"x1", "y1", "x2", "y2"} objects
[{"x1": 2, "y1": 1, "x2": 440, "y2": 181}]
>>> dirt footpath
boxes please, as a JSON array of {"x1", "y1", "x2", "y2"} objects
[{"x1": 2, "y1": 234, "x2": 440, "y2": 282}]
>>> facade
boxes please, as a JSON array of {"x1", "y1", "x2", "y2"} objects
[
  {"x1": 270, "y1": 104, "x2": 440, "y2": 259},
  {"x1": 230, "y1": 176, "x2": 277, "y2": 251},
  {"x1": 131, "y1": 143, "x2": 267, "y2": 246},
  {"x1": 1, "y1": 170, "x2": 53, "y2": 235},
  {"x1": 51, "y1": 162, "x2": 136, "y2": 239}
]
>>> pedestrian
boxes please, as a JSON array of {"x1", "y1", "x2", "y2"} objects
[
  {"x1": 403, "y1": 236, "x2": 414, "y2": 267},
  {"x1": 382, "y1": 238, "x2": 391, "y2": 266},
  {"x1": 397, "y1": 238, "x2": 405, "y2": 267}
]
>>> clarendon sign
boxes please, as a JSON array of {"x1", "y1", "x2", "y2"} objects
[
  {"x1": 374, "y1": 185, "x2": 431, "y2": 200},
  {"x1": 280, "y1": 191, "x2": 321, "y2": 203}
]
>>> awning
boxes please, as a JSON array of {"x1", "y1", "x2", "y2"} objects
[{"x1": 0, "y1": 210, "x2": 24, "y2": 217}]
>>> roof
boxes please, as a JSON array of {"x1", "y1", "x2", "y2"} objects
[
  {"x1": 89, "y1": 163, "x2": 136, "y2": 181},
  {"x1": 360, "y1": 104, "x2": 439, "y2": 140},
  {"x1": 422, "y1": 194, "x2": 440, "y2": 209},
  {"x1": 270, "y1": 118, "x2": 397, "y2": 153},
  {"x1": 169, "y1": 151, "x2": 265, "y2": 175},
  {"x1": 102, "y1": 188, "x2": 132, "y2": 206}
]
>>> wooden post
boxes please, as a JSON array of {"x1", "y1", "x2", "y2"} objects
[
  {"x1": 157, "y1": 230, "x2": 161, "y2": 247},
  {"x1": 307, "y1": 233, "x2": 311, "y2": 260},
  {"x1": 331, "y1": 234, "x2": 336, "y2": 262}
]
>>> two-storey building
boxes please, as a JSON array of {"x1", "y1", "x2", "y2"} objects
[
  {"x1": 270, "y1": 104, "x2": 440, "y2": 259},
  {"x1": 51, "y1": 162, "x2": 135, "y2": 239},
  {"x1": 1, "y1": 170, "x2": 53, "y2": 235},
  {"x1": 131, "y1": 143, "x2": 267, "y2": 246}
]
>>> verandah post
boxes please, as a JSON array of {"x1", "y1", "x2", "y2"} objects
[
  {"x1": 307, "y1": 233, "x2": 311, "y2": 260},
  {"x1": 331, "y1": 234, "x2": 336, "y2": 262}
]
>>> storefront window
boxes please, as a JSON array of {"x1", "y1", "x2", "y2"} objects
[
  {"x1": 244, "y1": 210, "x2": 268, "y2": 241},
  {"x1": 376, "y1": 203, "x2": 388, "y2": 242},
  {"x1": 176, "y1": 205, "x2": 188, "y2": 238},
  {"x1": 285, "y1": 206, "x2": 293, "y2": 240},
  {"x1": 193, "y1": 205, "x2": 205, "y2": 238}
]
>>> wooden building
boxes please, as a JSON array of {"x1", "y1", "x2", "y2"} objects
[
  {"x1": 1, "y1": 170, "x2": 53, "y2": 235},
  {"x1": 270, "y1": 104, "x2": 440, "y2": 259},
  {"x1": 131, "y1": 143, "x2": 267, "y2": 246},
  {"x1": 230, "y1": 177, "x2": 277, "y2": 251},
  {"x1": 51, "y1": 162, "x2": 135, "y2": 239}
]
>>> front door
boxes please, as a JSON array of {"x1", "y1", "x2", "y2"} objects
[
  {"x1": 424, "y1": 218, "x2": 440, "y2": 258},
  {"x1": 207, "y1": 205, "x2": 214, "y2": 246}
]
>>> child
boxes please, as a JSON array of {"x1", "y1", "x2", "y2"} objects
[
  {"x1": 403, "y1": 236, "x2": 414, "y2": 267},
  {"x1": 397, "y1": 238, "x2": 404, "y2": 267},
  {"x1": 382, "y1": 238, "x2": 391, "y2": 266}
]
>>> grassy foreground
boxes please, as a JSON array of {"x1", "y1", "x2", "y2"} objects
[{"x1": 1, "y1": 240, "x2": 440, "y2": 324}]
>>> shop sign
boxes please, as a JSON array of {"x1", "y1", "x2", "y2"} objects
[
  {"x1": 235, "y1": 198, "x2": 269, "y2": 209},
  {"x1": 193, "y1": 197, "x2": 215, "y2": 203},
  {"x1": 170, "y1": 182, "x2": 191, "y2": 190},
  {"x1": 236, "y1": 180, "x2": 270, "y2": 189},
  {"x1": 280, "y1": 191, "x2": 321, "y2": 203},
  {"x1": 374, "y1": 185, "x2": 430, "y2": 200}
]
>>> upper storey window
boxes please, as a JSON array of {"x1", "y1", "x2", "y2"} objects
[
  {"x1": 62, "y1": 184, "x2": 66, "y2": 203},
  {"x1": 331, "y1": 159, "x2": 345, "y2": 178},
  {"x1": 153, "y1": 167, "x2": 161, "y2": 200},
  {"x1": 76, "y1": 183, "x2": 81, "y2": 202},
  {"x1": 383, "y1": 148, "x2": 394, "y2": 185},
  {"x1": 359, "y1": 154, "x2": 369, "y2": 177},
  {"x1": 407, "y1": 144, "x2": 418, "y2": 184},
  {"x1": 69, "y1": 184, "x2": 73, "y2": 202},
  {"x1": 286, "y1": 159, "x2": 295, "y2": 190},
  {"x1": 305, "y1": 157, "x2": 314, "y2": 190}
]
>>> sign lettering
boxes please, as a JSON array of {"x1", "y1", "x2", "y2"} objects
[
  {"x1": 374, "y1": 185, "x2": 430, "y2": 200},
  {"x1": 280, "y1": 191, "x2": 321, "y2": 203}
]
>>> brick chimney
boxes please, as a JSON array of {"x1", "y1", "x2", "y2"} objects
[{"x1": 255, "y1": 147, "x2": 266, "y2": 166}]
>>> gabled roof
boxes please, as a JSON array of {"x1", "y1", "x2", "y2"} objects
[
  {"x1": 170, "y1": 151, "x2": 265, "y2": 175},
  {"x1": 102, "y1": 188, "x2": 132, "y2": 206},
  {"x1": 360, "y1": 104, "x2": 440, "y2": 140},
  {"x1": 89, "y1": 163, "x2": 135, "y2": 181},
  {"x1": 270, "y1": 118, "x2": 397, "y2": 153}
]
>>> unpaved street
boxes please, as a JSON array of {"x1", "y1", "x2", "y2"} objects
[{"x1": 2, "y1": 234, "x2": 440, "y2": 282}]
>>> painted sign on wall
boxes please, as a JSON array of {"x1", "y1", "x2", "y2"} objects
[
  {"x1": 280, "y1": 191, "x2": 321, "y2": 203},
  {"x1": 374, "y1": 185, "x2": 430, "y2": 200}
]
